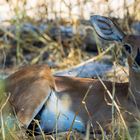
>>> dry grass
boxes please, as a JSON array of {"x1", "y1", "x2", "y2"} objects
[{"x1": 0, "y1": 0, "x2": 140, "y2": 139}]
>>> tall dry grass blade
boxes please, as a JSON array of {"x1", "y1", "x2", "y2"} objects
[
  {"x1": 97, "y1": 75, "x2": 132, "y2": 140},
  {"x1": 0, "y1": 93, "x2": 11, "y2": 140}
]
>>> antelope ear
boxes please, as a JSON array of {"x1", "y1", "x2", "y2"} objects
[{"x1": 90, "y1": 15, "x2": 125, "y2": 42}]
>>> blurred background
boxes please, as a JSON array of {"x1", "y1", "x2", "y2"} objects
[{"x1": 0, "y1": 0, "x2": 140, "y2": 79}]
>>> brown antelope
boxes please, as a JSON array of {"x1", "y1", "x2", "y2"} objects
[{"x1": 3, "y1": 15, "x2": 140, "y2": 136}]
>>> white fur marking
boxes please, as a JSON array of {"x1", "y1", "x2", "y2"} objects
[{"x1": 39, "y1": 91, "x2": 85, "y2": 132}]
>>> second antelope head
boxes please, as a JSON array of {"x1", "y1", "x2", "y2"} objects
[{"x1": 90, "y1": 15, "x2": 140, "y2": 105}]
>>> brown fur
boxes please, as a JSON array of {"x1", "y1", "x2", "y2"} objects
[
  {"x1": 5, "y1": 64, "x2": 55, "y2": 127},
  {"x1": 54, "y1": 76, "x2": 140, "y2": 131}
]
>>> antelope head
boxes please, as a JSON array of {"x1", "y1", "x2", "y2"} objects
[{"x1": 90, "y1": 15, "x2": 140, "y2": 106}]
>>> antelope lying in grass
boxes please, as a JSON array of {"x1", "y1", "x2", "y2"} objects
[{"x1": 2, "y1": 15, "x2": 140, "y2": 137}]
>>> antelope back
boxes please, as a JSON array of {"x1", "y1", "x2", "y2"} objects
[{"x1": 5, "y1": 64, "x2": 55, "y2": 127}]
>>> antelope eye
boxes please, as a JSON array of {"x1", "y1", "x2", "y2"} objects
[{"x1": 123, "y1": 44, "x2": 132, "y2": 54}]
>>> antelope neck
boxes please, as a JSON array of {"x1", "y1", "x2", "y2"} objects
[{"x1": 128, "y1": 67, "x2": 140, "y2": 107}]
